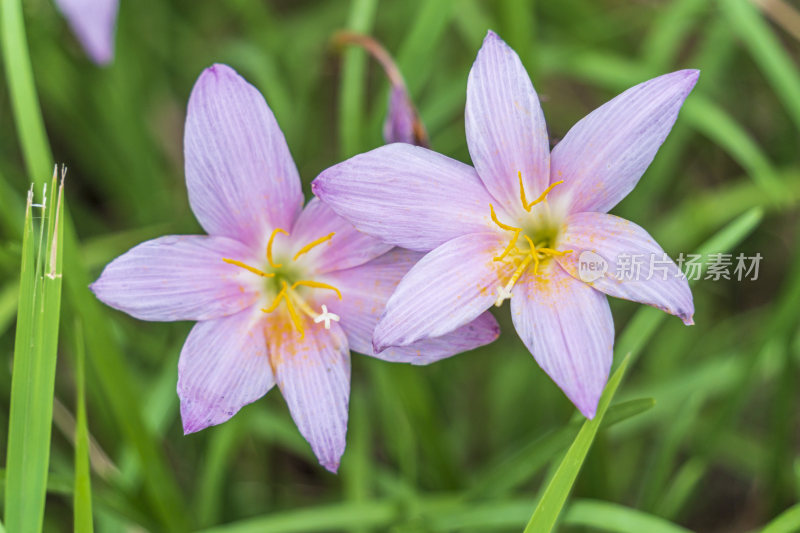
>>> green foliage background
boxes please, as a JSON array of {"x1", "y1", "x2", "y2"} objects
[{"x1": 1, "y1": 0, "x2": 800, "y2": 531}]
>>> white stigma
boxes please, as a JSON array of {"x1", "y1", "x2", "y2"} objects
[
  {"x1": 494, "y1": 285, "x2": 513, "y2": 307},
  {"x1": 314, "y1": 304, "x2": 340, "y2": 329}
]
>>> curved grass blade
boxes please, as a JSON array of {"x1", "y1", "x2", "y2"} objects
[
  {"x1": 73, "y1": 320, "x2": 94, "y2": 533},
  {"x1": 761, "y1": 502, "x2": 800, "y2": 533},
  {"x1": 4, "y1": 170, "x2": 65, "y2": 533},
  {"x1": 523, "y1": 354, "x2": 632, "y2": 533},
  {"x1": 562, "y1": 499, "x2": 693, "y2": 533}
]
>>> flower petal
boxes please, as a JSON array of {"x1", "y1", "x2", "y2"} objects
[
  {"x1": 266, "y1": 314, "x2": 350, "y2": 473},
  {"x1": 373, "y1": 232, "x2": 513, "y2": 350},
  {"x1": 465, "y1": 31, "x2": 550, "y2": 216},
  {"x1": 289, "y1": 198, "x2": 393, "y2": 274},
  {"x1": 185, "y1": 64, "x2": 304, "y2": 248},
  {"x1": 54, "y1": 0, "x2": 118, "y2": 65},
  {"x1": 556, "y1": 212, "x2": 694, "y2": 325},
  {"x1": 549, "y1": 70, "x2": 699, "y2": 214},
  {"x1": 511, "y1": 264, "x2": 614, "y2": 419},
  {"x1": 321, "y1": 249, "x2": 500, "y2": 364},
  {"x1": 178, "y1": 308, "x2": 274, "y2": 434},
  {"x1": 312, "y1": 143, "x2": 497, "y2": 252},
  {"x1": 90, "y1": 235, "x2": 260, "y2": 322}
]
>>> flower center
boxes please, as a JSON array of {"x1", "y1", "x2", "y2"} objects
[
  {"x1": 489, "y1": 172, "x2": 572, "y2": 307},
  {"x1": 222, "y1": 228, "x2": 342, "y2": 338}
]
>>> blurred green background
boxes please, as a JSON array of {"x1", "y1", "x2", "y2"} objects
[{"x1": 2, "y1": 0, "x2": 800, "y2": 531}]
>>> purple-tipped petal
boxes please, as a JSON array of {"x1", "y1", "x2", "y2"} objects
[
  {"x1": 185, "y1": 64, "x2": 303, "y2": 249},
  {"x1": 90, "y1": 235, "x2": 259, "y2": 322},
  {"x1": 465, "y1": 31, "x2": 550, "y2": 217},
  {"x1": 556, "y1": 212, "x2": 694, "y2": 325},
  {"x1": 313, "y1": 143, "x2": 498, "y2": 252},
  {"x1": 266, "y1": 314, "x2": 350, "y2": 473},
  {"x1": 321, "y1": 249, "x2": 500, "y2": 364},
  {"x1": 383, "y1": 86, "x2": 428, "y2": 147},
  {"x1": 373, "y1": 232, "x2": 514, "y2": 350},
  {"x1": 290, "y1": 198, "x2": 393, "y2": 274},
  {"x1": 511, "y1": 265, "x2": 614, "y2": 419},
  {"x1": 54, "y1": 0, "x2": 118, "y2": 65},
  {"x1": 549, "y1": 70, "x2": 699, "y2": 214},
  {"x1": 178, "y1": 309, "x2": 274, "y2": 434}
]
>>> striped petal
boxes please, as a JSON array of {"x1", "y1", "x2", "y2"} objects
[
  {"x1": 185, "y1": 64, "x2": 303, "y2": 249},
  {"x1": 321, "y1": 249, "x2": 500, "y2": 364},
  {"x1": 549, "y1": 70, "x2": 699, "y2": 214},
  {"x1": 465, "y1": 31, "x2": 550, "y2": 217},
  {"x1": 511, "y1": 264, "x2": 614, "y2": 418},
  {"x1": 90, "y1": 235, "x2": 259, "y2": 322},
  {"x1": 373, "y1": 232, "x2": 514, "y2": 350},
  {"x1": 178, "y1": 308, "x2": 274, "y2": 434},
  {"x1": 266, "y1": 313, "x2": 351, "y2": 473},
  {"x1": 556, "y1": 212, "x2": 694, "y2": 325},
  {"x1": 313, "y1": 143, "x2": 497, "y2": 252}
]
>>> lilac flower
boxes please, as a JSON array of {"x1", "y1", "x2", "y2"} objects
[
  {"x1": 313, "y1": 31, "x2": 697, "y2": 418},
  {"x1": 54, "y1": 0, "x2": 119, "y2": 65},
  {"x1": 90, "y1": 64, "x2": 499, "y2": 472}
]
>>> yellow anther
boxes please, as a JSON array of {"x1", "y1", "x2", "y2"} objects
[
  {"x1": 291, "y1": 280, "x2": 343, "y2": 300},
  {"x1": 262, "y1": 282, "x2": 288, "y2": 313},
  {"x1": 490, "y1": 204, "x2": 522, "y2": 232},
  {"x1": 284, "y1": 296, "x2": 305, "y2": 339},
  {"x1": 293, "y1": 232, "x2": 335, "y2": 261},
  {"x1": 222, "y1": 258, "x2": 274, "y2": 278},
  {"x1": 490, "y1": 204, "x2": 523, "y2": 262},
  {"x1": 267, "y1": 228, "x2": 289, "y2": 268},
  {"x1": 518, "y1": 171, "x2": 564, "y2": 212}
]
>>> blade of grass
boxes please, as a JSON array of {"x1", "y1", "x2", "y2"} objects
[
  {"x1": 1, "y1": 1, "x2": 189, "y2": 528},
  {"x1": 562, "y1": 499, "x2": 693, "y2": 533},
  {"x1": 73, "y1": 320, "x2": 94, "y2": 533},
  {"x1": 719, "y1": 0, "x2": 800, "y2": 131},
  {"x1": 339, "y1": 0, "x2": 378, "y2": 158},
  {"x1": 761, "y1": 502, "x2": 800, "y2": 533},
  {"x1": 523, "y1": 354, "x2": 632, "y2": 533},
  {"x1": 4, "y1": 170, "x2": 65, "y2": 533}
]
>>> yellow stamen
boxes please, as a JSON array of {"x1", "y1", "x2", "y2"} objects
[
  {"x1": 490, "y1": 204, "x2": 522, "y2": 261},
  {"x1": 267, "y1": 228, "x2": 289, "y2": 268},
  {"x1": 536, "y1": 247, "x2": 573, "y2": 257},
  {"x1": 291, "y1": 280, "x2": 343, "y2": 300},
  {"x1": 284, "y1": 295, "x2": 305, "y2": 339},
  {"x1": 222, "y1": 258, "x2": 274, "y2": 278},
  {"x1": 262, "y1": 282, "x2": 288, "y2": 313},
  {"x1": 518, "y1": 171, "x2": 564, "y2": 212},
  {"x1": 522, "y1": 235, "x2": 540, "y2": 274},
  {"x1": 293, "y1": 232, "x2": 335, "y2": 261}
]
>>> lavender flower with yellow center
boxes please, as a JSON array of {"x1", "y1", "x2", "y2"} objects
[
  {"x1": 91, "y1": 64, "x2": 499, "y2": 472},
  {"x1": 313, "y1": 31, "x2": 697, "y2": 418}
]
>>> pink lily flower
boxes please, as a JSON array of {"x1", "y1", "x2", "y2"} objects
[
  {"x1": 90, "y1": 64, "x2": 499, "y2": 472},
  {"x1": 313, "y1": 31, "x2": 697, "y2": 418},
  {"x1": 54, "y1": 0, "x2": 119, "y2": 65}
]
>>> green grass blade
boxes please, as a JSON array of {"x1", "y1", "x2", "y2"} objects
[
  {"x1": 562, "y1": 499, "x2": 693, "y2": 533},
  {"x1": 761, "y1": 503, "x2": 800, "y2": 533},
  {"x1": 4, "y1": 171, "x2": 65, "y2": 533},
  {"x1": 73, "y1": 321, "x2": 94, "y2": 533},
  {"x1": 523, "y1": 354, "x2": 632, "y2": 533},
  {"x1": 338, "y1": 0, "x2": 378, "y2": 158},
  {"x1": 0, "y1": 0, "x2": 54, "y2": 181},
  {"x1": 719, "y1": 0, "x2": 800, "y2": 131}
]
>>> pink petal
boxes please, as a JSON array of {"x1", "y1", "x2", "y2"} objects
[
  {"x1": 373, "y1": 232, "x2": 514, "y2": 350},
  {"x1": 549, "y1": 70, "x2": 699, "y2": 214},
  {"x1": 321, "y1": 249, "x2": 500, "y2": 364},
  {"x1": 54, "y1": 0, "x2": 118, "y2": 65},
  {"x1": 556, "y1": 212, "x2": 694, "y2": 325},
  {"x1": 178, "y1": 308, "x2": 274, "y2": 434},
  {"x1": 266, "y1": 315, "x2": 350, "y2": 473},
  {"x1": 511, "y1": 264, "x2": 614, "y2": 419},
  {"x1": 383, "y1": 86, "x2": 427, "y2": 147},
  {"x1": 185, "y1": 64, "x2": 304, "y2": 249},
  {"x1": 465, "y1": 31, "x2": 550, "y2": 217},
  {"x1": 90, "y1": 235, "x2": 259, "y2": 322},
  {"x1": 312, "y1": 143, "x2": 498, "y2": 252},
  {"x1": 289, "y1": 198, "x2": 393, "y2": 274}
]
